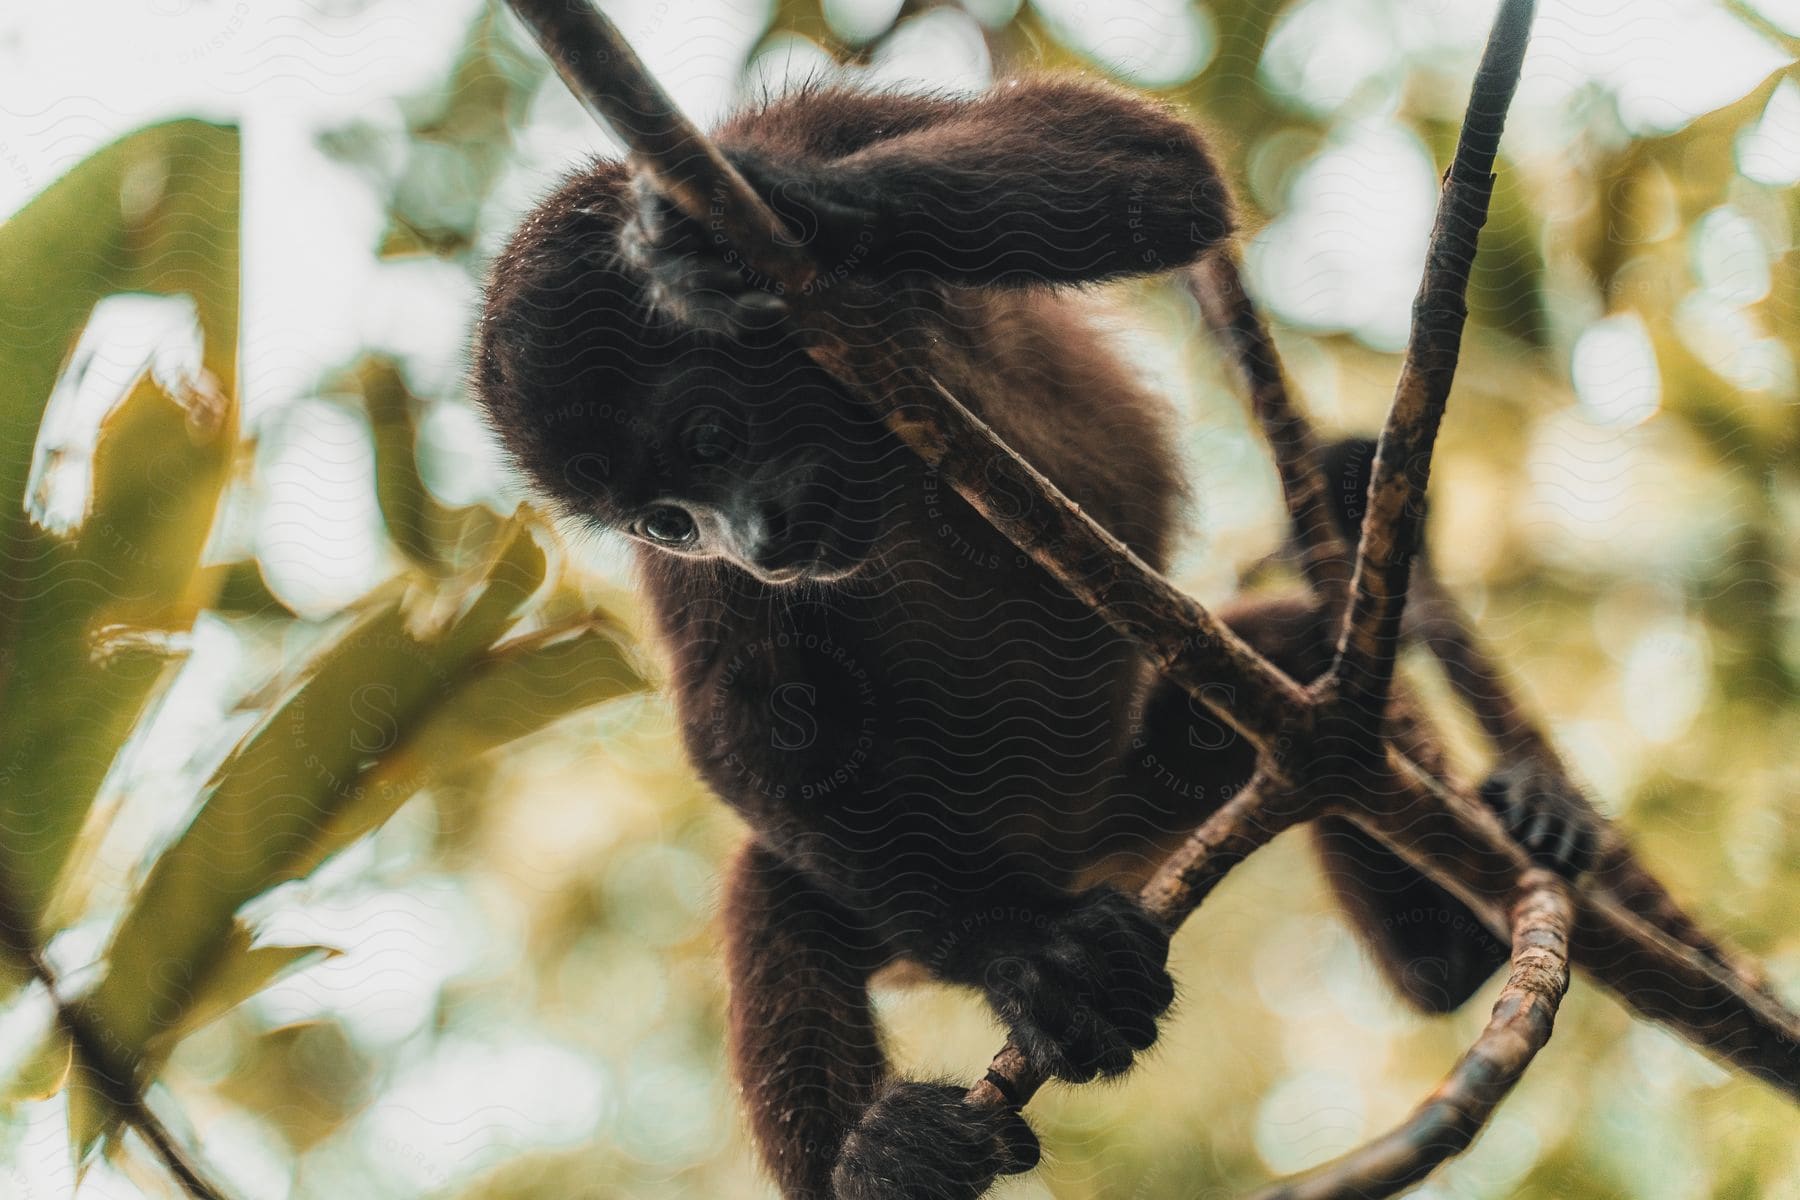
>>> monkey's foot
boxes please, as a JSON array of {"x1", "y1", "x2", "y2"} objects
[
  {"x1": 1477, "y1": 763, "x2": 1599, "y2": 878},
  {"x1": 831, "y1": 1080, "x2": 1038, "y2": 1200},
  {"x1": 977, "y1": 887, "x2": 1175, "y2": 1083}
]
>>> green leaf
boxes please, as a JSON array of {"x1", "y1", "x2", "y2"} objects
[
  {"x1": 298, "y1": 615, "x2": 648, "y2": 873},
  {"x1": 2, "y1": 1030, "x2": 72, "y2": 1105},
  {"x1": 354, "y1": 355, "x2": 455, "y2": 575},
  {"x1": 0, "y1": 121, "x2": 241, "y2": 936},
  {"x1": 143, "y1": 926, "x2": 337, "y2": 1066},
  {"x1": 66, "y1": 1067, "x2": 110, "y2": 1170},
  {"x1": 78, "y1": 515, "x2": 550, "y2": 1085}
]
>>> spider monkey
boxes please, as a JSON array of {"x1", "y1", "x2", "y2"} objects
[{"x1": 475, "y1": 78, "x2": 1590, "y2": 1200}]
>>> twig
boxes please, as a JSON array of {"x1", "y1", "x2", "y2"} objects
[
  {"x1": 910, "y1": 374, "x2": 1310, "y2": 754},
  {"x1": 1327, "y1": 0, "x2": 1535, "y2": 722},
  {"x1": 0, "y1": 886, "x2": 233, "y2": 1200},
  {"x1": 505, "y1": 0, "x2": 813, "y2": 290},
  {"x1": 60, "y1": 1006, "x2": 233, "y2": 1200},
  {"x1": 1248, "y1": 870, "x2": 1573, "y2": 1200},
  {"x1": 1190, "y1": 254, "x2": 1350, "y2": 606}
]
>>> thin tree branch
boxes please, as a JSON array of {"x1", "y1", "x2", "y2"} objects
[
  {"x1": 505, "y1": 0, "x2": 814, "y2": 291},
  {"x1": 909, "y1": 373, "x2": 1311, "y2": 754},
  {"x1": 60, "y1": 1005, "x2": 233, "y2": 1200},
  {"x1": 1249, "y1": 870, "x2": 1573, "y2": 1200},
  {"x1": 1327, "y1": 0, "x2": 1534, "y2": 721},
  {"x1": 1190, "y1": 254, "x2": 1351, "y2": 606},
  {"x1": 0, "y1": 887, "x2": 233, "y2": 1200}
]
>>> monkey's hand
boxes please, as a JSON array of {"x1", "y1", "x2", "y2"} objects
[
  {"x1": 831, "y1": 1080, "x2": 1038, "y2": 1200},
  {"x1": 955, "y1": 887, "x2": 1175, "y2": 1084},
  {"x1": 1477, "y1": 761, "x2": 1600, "y2": 879},
  {"x1": 619, "y1": 155, "x2": 884, "y2": 336}
]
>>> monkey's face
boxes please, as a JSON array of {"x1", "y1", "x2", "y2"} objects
[{"x1": 564, "y1": 343, "x2": 898, "y2": 586}]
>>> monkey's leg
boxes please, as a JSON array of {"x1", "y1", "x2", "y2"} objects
[
  {"x1": 725, "y1": 841, "x2": 1036, "y2": 1200},
  {"x1": 725, "y1": 840, "x2": 885, "y2": 1198},
  {"x1": 1311, "y1": 816, "x2": 1510, "y2": 1012}
]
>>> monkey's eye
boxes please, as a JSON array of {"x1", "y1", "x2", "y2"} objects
[
  {"x1": 638, "y1": 505, "x2": 698, "y2": 547},
  {"x1": 685, "y1": 423, "x2": 736, "y2": 464}
]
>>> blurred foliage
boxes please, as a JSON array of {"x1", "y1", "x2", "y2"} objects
[
  {"x1": 0, "y1": 2, "x2": 1797, "y2": 1199},
  {"x1": 0, "y1": 112, "x2": 646, "y2": 1186}
]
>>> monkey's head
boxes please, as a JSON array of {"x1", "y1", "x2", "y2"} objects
[{"x1": 475, "y1": 177, "x2": 898, "y2": 586}]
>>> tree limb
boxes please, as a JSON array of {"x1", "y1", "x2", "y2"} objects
[
  {"x1": 968, "y1": 769, "x2": 1309, "y2": 1109},
  {"x1": 1249, "y1": 870, "x2": 1573, "y2": 1200},
  {"x1": 1325, "y1": 0, "x2": 1534, "y2": 722},
  {"x1": 1190, "y1": 254, "x2": 1350, "y2": 607}
]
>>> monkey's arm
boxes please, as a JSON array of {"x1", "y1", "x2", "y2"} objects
[
  {"x1": 745, "y1": 78, "x2": 1234, "y2": 286},
  {"x1": 725, "y1": 841, "x2": 1037, "y2": 1200},
  {"x1": 678, "y1": 78, "x2": 1229, "y2": 291}
]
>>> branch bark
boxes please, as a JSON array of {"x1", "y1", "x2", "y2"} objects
[
  {"x1": 1190, "y1": 254, "x2": 1350, "y2": 607},
  {"x1": 1325, "y1": 0, "x2": 1534, "y2": 723},
  {"x1": 968, "y1": 770, "x2": 1312, "y2": 1109},
  {"x1": 1249, "y1": 870, "x2": 1573, "y2": 1200}
]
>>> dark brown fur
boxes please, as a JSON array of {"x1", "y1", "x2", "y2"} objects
[{"x1": 475, "y1": 80, "x2": 1550, "y2": 1200}]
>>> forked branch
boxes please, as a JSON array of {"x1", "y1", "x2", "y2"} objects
[{"x1": 1192, "y1": 18, "x2": 1777, "y2": 1010}]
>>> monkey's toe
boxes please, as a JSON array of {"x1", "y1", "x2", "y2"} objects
[
  {"x1": 832, "y1": 1080, "x2": 1037, "y2": 1200},
  {"x1": 1477, "y1": 764, "x2": 1598, "y2": 879}
]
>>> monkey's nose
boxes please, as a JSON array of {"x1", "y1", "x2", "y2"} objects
[{"x1": 734, "y1": 503, "x2": 796, "y2": 572}]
